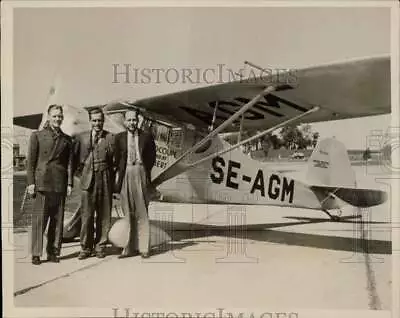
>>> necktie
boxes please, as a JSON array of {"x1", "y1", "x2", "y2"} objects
[
  {"x1": 93, "y1": 132, "x2": 100, "y2": 146},
  {"x1": 52, "y1": 128, "x2": 60, "y2": 139},
  {"x1": 128, "y1": 133, "x2": 136, "y2": 164}
]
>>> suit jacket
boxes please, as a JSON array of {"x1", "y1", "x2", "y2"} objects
[
  {"x1": 27, "y1": 127, "x2": 73, "y2": 194},
  {"x1": 114, "y1": 129, "x2": 156, "y2": 193},
  {"x1": 73, "y1": 130, "x2": 115, "y2": 191}
]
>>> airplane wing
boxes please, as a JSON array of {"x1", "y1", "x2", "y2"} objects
[
  {"x1": 120, "y1": 55, "x2": 390, "y2": 133},
  {"x1": 13, "y1": 105, "x2": 103, "y2": 131},
  {"x1": 14, "y1": 56, "x2": 389, "y2": 133},
  {"x1": 14, "y1": 114, "x2": 44, "y2": 130}
]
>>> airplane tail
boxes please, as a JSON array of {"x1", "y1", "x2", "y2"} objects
[{"x1": 307, "y1": 138, "x2": 387, "y2": 208}]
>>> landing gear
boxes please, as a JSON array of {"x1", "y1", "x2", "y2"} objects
[{"x1": 323, "y1": 209, "x2": 343, "y2": 222}]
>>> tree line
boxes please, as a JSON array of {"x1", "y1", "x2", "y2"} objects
[{"x1": 224, "y1": 124, "x2": 320, "y2": 153}]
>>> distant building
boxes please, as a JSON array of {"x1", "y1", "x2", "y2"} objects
[{"x1": 13, "y1": 144, "x2": 26, "y2": 170}]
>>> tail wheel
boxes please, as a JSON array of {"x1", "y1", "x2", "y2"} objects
[{"x1": 323, "y1": 208, "x2": 343, "y2": 221}]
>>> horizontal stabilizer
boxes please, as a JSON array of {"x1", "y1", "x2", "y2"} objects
[{"x1": 311, "y1": 186, "x2": 387, "y2": 208}]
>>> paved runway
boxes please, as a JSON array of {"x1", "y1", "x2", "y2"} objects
[{"x1": 12, "y1": 165, "x2": 392, "y2": 311}]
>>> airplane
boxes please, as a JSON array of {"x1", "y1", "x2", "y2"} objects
[{"x1": 14, "y1": 55, "x2": 390, "y2": 242}]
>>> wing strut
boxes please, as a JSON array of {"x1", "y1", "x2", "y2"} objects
[
  {"x1": 238, "y1": 113, "x2": 245, "y2": 143},
  {"x1": 209, "y1": 100, "x2": 218, "y2": 132},
  {"x1": 185, "y1": 106, "x2": 320, "y2": 171},
  {"x1": 151, "y1": 85, "x2": 276, "y2": 187}
]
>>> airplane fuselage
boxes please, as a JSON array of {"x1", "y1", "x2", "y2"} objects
[{"x1": 152, "y1": 135, "x2": 324, "y2": 210}]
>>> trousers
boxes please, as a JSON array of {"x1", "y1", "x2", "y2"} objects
[
  {"x1": 120, "y1": 164, "x2": 150, "y2": 254},
  {"x1": 80, "y1": 170, "x2": 112, "y2": 252},
  {"x1": 31, "y1": 191, "x2": 65, "y2": 257}
]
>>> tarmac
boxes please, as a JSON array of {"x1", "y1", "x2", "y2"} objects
[{"x1": 11, "y1": 164, "x2": 393, "y2": 311}]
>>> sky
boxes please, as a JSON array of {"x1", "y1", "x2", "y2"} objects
[{"x1": 12, "y1": 6, "x2": 391, "y2": 151}]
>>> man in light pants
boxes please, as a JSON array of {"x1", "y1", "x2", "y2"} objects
[{"x1": 114, "y1": 110, "x2": 156, "y2": 258}]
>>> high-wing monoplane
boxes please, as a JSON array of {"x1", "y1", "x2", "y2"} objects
[{"x1": 14, "y1": 56, "x2": 390, "y2": 239}]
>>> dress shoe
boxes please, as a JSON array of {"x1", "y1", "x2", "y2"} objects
[
  {"x1": 141, "y1": 252, "x2": 150, "y2": 259},
  {"x1": 47, "y1": 255, "x2": 60, "y2": 263},
  {"x1": 118, "y1": 250, "x2": 139, "y2": 259},
  {"x1": 95, "y1": 251, "x2": 106, "y2": 258},
  {"x1": 32, "y1": 256, "x2": 41, "y2": 265},
  {"x1": 78, "y1": 251, "x2": 91, "y2": 260},
  {"x1": 118, "y1": 253, "x2": 132, "y2": 259}
]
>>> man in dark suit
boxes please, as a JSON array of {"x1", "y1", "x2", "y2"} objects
[
  {"x1": 74, "y1": 108, "x2": 115, "y2": 259},
  {"x1": 27, "y1": 104, "x2": 73, "y2": 265},
  {"x1": 114, "y1": 110, "x2": 156, "y2": 258}
]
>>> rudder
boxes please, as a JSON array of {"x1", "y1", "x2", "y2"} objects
[{"x1": 307, "y1": 137, "x2": 356, "y2": 188}]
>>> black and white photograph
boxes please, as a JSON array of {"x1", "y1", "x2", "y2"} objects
[{"x1": 2, "y1": 2, "x2": 399, "y2": 318}]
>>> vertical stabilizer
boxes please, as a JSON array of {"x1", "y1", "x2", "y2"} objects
[{"x1": 307, "y1": 138, "x2": 356, "y2": 188}]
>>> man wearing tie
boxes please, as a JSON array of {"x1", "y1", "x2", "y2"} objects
[
  {"x1": 114, "y1": 110, "x2": 156, "y2": 258},
  {"x1": 74, "y1": 108, "x2": 114, "y2": 259},
  {"x1": 26, "y1": 105, "x2": 73, "y2": 265}
]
